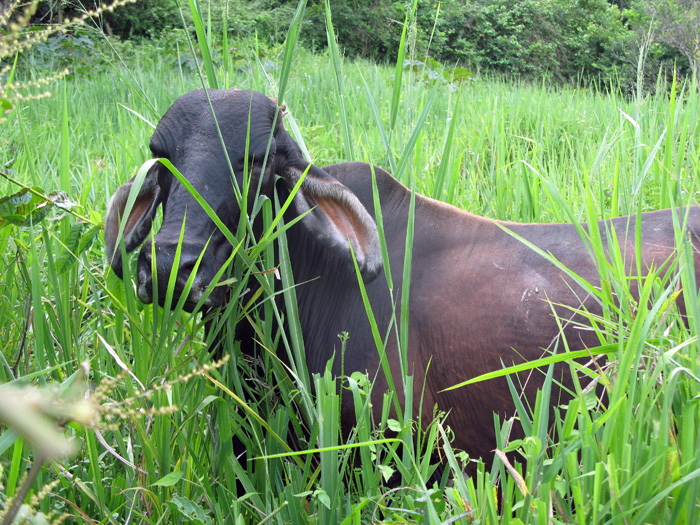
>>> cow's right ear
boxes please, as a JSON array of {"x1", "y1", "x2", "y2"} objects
[
  {"x1": 104, "y1": 163, "x2": 162, "y2": 278},
  {"x1": 281, "y1": 159, "x2": 383, "y2": 281}
]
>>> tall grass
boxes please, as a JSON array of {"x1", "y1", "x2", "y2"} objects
[{"x1": 1, "y1": 2, "x2": 700, "y2": 522}]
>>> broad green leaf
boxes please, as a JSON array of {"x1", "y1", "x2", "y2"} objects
[
  {"x1": 169, "y1": 495, "x2": 212, "y2": 525},
  {"x1": 153, "y1": 471, "x2": 184, "y2": 487}
]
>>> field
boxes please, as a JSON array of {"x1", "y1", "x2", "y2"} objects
[{"x1": 2, "y1": 8, "x2": 700, "y2": 524}]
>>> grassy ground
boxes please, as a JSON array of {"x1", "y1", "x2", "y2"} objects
[{"x1": 1, "y1": 5, "x2": 700, "y2": 523}]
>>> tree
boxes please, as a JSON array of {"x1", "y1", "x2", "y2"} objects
[{"x1": 638, "y1": 0, "x2": 700, "y2": 79}]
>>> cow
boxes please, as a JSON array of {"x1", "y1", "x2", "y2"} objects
[{"x1": 104, "y1": 88, "x2": 700, "y2": 470}]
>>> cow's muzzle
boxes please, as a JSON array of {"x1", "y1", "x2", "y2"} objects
[{"x1": 136, "y1": 239, "x2": 228, "y2": 311}]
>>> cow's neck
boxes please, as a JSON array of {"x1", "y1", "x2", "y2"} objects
[{"x1": 281, "y1": 222, "x2": 363, "y2": 375}]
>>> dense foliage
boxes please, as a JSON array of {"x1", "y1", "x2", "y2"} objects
[{"x1": 25, "y1": 0, "x2": 698, "y2": 89}]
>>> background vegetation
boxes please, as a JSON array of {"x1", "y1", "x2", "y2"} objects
[
  {"x1": 25, "y1": 0, "x2": 700, "y2": 90},
  {"x1": 1, "y1": 0, "x2": 700, "y2": 523}
]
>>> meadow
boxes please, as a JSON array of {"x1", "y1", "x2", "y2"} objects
[{"x1": 1, "y1": 5, "x2": 700, "y2": 523}]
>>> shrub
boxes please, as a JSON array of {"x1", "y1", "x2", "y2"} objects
[{"x1": 101, "y1": 0, "x2": 179, "y2": 38}]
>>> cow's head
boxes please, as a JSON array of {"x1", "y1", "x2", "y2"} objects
[{"x1": 104, "y1": 89, "x2": 382, "y2": 310}]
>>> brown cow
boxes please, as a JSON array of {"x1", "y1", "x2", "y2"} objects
[{"x1": 104, "y1": 89, "x2": 700, "y2": 467}]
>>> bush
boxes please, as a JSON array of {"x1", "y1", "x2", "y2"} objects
[
  {"x1": 302, "y1": 0, "x2": 405, "y2": 61},
  {"x1": 295, "y1": 0, "x2": 637, "y2": 86},
  {"x1": 101, "y1": 0, "x2": 179, "y2": 39},
  {"x1": 415, "y1": 0, "x2": 628, "y2": 84},
  {"x1": 25, "y1": 0, "x2": 693, "y2": 88}
]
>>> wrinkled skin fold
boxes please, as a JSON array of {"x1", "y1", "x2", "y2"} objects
[{"x1": 105, "y1": 88, "x2": 700, "y2": 470}]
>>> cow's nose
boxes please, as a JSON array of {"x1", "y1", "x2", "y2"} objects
[
  {"x1": 136, "y1": 247, "x2": 155, "y2": 304},
  {"x1": 136, "y1": 241, "x2": 215, "y2": 309},
  {"x1": 169, "y1": 256, "x2": 202, "y2": 302}
]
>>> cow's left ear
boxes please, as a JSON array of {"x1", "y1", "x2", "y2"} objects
[
  {"x1": 283, "y1": 160, "x2": 382, "y2": 281},
  {"x1": 104, "y1": 165, "x2": 162, "y2": 278}
]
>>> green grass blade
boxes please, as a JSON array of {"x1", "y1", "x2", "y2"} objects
[
  {"x1": 389, "y1": 16, "x2": 407, "y2": 132},
  {"x1": 186, "y1": 0, "x2": 218, "y2": 89},
  {"x1": 60, "y1": 83, "x2": 69, "y2": 192},
  {"x1": 324, "y1": 0, "x2": 354, "y2": 161},
  {"x1": 389, "y1": 0, "x2": 417, "y2": 132},
  {"x1": 433, "y1": 89, "x2": 461, "y2": 200},
  {"x1": 276, "y1": 0, "x2": 307, "y2": 105},
  {"x1": 394, "y1": 82, "x2": 439, "y2": 182},
  {"x1": 361, "y1": 73, "x2": 396, "y2": 173},
  {"x1": 442, "y1": 344, "x2": 618, "y2": 392}
]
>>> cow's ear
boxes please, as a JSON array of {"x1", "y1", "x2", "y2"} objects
[
  {"x1": 283, "y1": 161, "x2": 382, "y2": 280},
  {"x1": 104, "y1": 165, "x2": 162, "y2": 278}
]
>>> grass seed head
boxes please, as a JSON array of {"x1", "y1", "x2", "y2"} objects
[{"x1": 0, "y1": 0, "x2": 136, "y2": 123}]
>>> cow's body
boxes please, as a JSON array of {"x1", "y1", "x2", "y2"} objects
[
  {"x1": 105, "y1": 89, "x2": 700, "y2": 468},
  {"x1": 286, "y1": 161, "x2": 700, "y2": 462}
]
